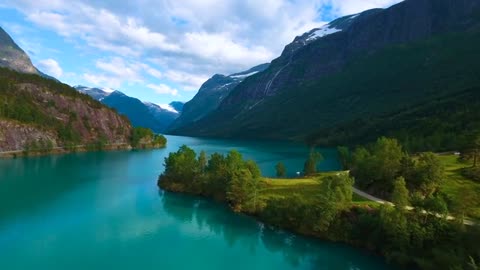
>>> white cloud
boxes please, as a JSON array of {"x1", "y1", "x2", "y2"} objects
[
  {"x1": 326, "y1": 0, "x2": 402, "y2": 16},
  {"x1": 164, "y1": 70, "x2": 209, "y2": 91},
  {"x1": 4, "y1": 0, "x2": 403, "y2": 96},
  {"x1": 95, "y1": 57, "x2": 142, "y2": 81},
  {"x1": 145, "y1": 67, "x2": 163, "y2": 79},
  {"x1": 83, "y1": 73, "x2": 122, "y2": 88},
  {"x1": 37, "y1": 58, "x2": 63, "y2": 77},
  {"x1": 147, "y1": 84, "x2": 179, "y2": 96}
]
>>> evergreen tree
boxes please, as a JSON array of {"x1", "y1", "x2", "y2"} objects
[
  {"x1": 275, "y1": 162, "x2": 287, "y2": 178},
  {"x1": 303, "y1": 150, "x2": 323, "y2": 176},
  {"x1": 337, "y1": 146, "x2": 350, "y2": 169},
  {"x1": 392, "y1": 176, "x2": 409, "y2": 212}
]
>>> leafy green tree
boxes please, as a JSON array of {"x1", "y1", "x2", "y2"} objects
[
  {"x1": 465, "y1": 134, "x2": 480, "y2": 167},
  {"x1": 350, "y1": 137, "x2": 404, "y2": 193},
  {"x1": 245, "y1": 160, "x2": 261, "y2": 179},
  {"x1": 275, "y1": 162, "x2": 287, "y2": 178},
  {"x1": 226, "y1": 150, "x2": 244, "y2": 176},
  {"x1": 351, "y1": 146, "x2": 373, "y2": 185},
  {"x1": 303, "y1": 150, "x2": 323, "y2": 176},
  {"x1": 371, "y1": 137, "x2": 404, "y2": 190},
  {"x1": 160, "y1": 145, "x2": 199, "y2": 187},
  {"x1": 152, "y1": 134, "x2": 167, "y2": 147},
  {"x1": 400, "y1": 156, "x2": 416, "y2": 186},
  {"x1": 227, "y1": 169, "x2": 260, "y2": 212},
  {"x1": 337, "y1": 146, "x2": 350, "y2": 169},
  {"x1": 450, "y1": 186, "x2": 477, "y2": 222},
  {"x1": 227, "y1": 169, "x2": 252, "y2": 210},
  {"x1": 423, "y1": 194, "x2": 448, "y2": 217},
  {"x1": 205, "y1": 153, "x2": 229, "y2": 195},
  {"x1": 312, "y1": 174, "x2": 354, "y2": 231},
  {"x1": 131, "y1": 127, "x2": 154, "y2": 147},
  {"x1": 198, "y1": 150, "x2": 207, "y2": 173},
  {"x1": 392, "y1": 177, "x2": 409, "y2": 212},
  {"x1": 415, "y1": 152, "x2": 444, "y2": 196}
]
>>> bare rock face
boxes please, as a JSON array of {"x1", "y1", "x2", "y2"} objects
[
  {"x1": 0, "y1": 82, "x2": 133, "y2": 153},
  {"x1": 0, "y1": 27, "x2": 38, "y2": 74},
  {"x1": 0, "y1": 120, "x2": 58, "y2": 152}
]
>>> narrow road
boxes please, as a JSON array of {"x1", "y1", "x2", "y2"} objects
[
  {"x1": 352, "y1": 187, "x2": 391, "y2": 205},
  {"x1": 352, "y1": 186, "x2": 475, "y2": 226}
]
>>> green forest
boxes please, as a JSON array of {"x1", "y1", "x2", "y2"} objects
[{"x1": 158, "y1": 144, "x2": 480, "y2": 270}]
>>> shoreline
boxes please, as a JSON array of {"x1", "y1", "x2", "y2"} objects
[
  {"x1": 0, "y1": 143, "x2": 166, "y2": 159},
  {"x1": 159, "y1": 187, "x2": 391, "y2": 266}
]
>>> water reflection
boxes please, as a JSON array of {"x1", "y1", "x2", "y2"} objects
[{"x1": 160, "y1": 191, "x2": 392, "y2": 270}]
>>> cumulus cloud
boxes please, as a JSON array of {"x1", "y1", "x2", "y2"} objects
[
  {"x1": 163, "y1": 70, "x2": 209, "y2": 91},
  {"x1": 147, "y1": 84, "x2": 179, "y2": 96},
  {"x1": 326, "y1": 0, "x2": 403, "y2": 16},
  {"x1": 37, "y1": 58, "x2": 63, "y2": 77},
  {"x1": 83, "y1": 73, "x2": 122, "y2": 89},
  {"x1": 3, "y1": 0, "x2": 402, "y2": 95}
]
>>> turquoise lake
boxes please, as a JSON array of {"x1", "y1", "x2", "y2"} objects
[{"x1": 0, "y1": 135, "x2": 394, "y2": 269}]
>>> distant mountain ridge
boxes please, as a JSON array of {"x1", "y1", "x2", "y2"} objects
[
  {"x1": 168, "y1": 0, "x2": 480, "y2": 152},
  {"x1": 167, "y1": 63, "x2": 269, "y2": 132},
  {"x1": 76, "y1": 86, "x2": 183, "y2": 133},
  {"x1": 0, "y1": 27, "x2": 38, "y2": 74}
]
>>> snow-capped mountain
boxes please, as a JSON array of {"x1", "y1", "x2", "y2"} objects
[
  {"x1": 167, "y1": 63, "x2": 269, "y2": 132},
  {"x1": 75, "y1": 86, "x2": 181, "y2": 133},
  {"x1": 168, "y1": 0, "x2": 480, "y2": 142}
]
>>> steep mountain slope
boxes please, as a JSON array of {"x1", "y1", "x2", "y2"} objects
[
  {"x1": 0, "y1": 68, "x2": 133, "y2": 153},
  {"x1": 0, "y1": 27, "x2": 38, "y2": 74},
  {"x1": 170, "y1": 0, "x2": 480, "y2": 151},
  {"x1": 76, "y1": 86, "x2": 111, "y2": 100},
  {"x1": 167, "y1": 63, "x2": 269, "y2": 131},
  {"x1": 76, "y1": 86, "x2": 178, "y2": 133}
]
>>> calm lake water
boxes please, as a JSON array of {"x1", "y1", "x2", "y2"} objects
[{"x1": 0, "y1": 135, "x2": 394, "y2": 269}]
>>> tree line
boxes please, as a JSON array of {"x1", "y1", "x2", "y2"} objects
[{"x1": 159, "y1": 144, "x2": 480, "y2": 269}]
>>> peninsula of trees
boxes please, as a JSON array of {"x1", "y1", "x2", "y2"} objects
[{"x1": 158, "y1": 140, "x2": 479, "y2": 270}]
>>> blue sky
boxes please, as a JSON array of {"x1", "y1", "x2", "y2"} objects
[{"x1": 0, "y1": 0, "x2": 401, "y2": 107}]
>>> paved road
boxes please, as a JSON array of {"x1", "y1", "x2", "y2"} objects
[{"x1": 352, "y1": 186, "x2": 475, "y2": 226}]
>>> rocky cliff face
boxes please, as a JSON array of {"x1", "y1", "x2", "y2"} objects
[
  {"x1": 168, "y1": 63, "x2": 269, "y2": 132},
  {"x1": 0, "y1": 69, "x2": 133, "y2": 153},
  {"x1": 170, "y1": 0, "x2": 480, "y2": 140},
  {"x1": 0, "y1": 27, "x2": 38, "y2": 74},
  {"x1": 0, "y1": 120, "x2": 58, "y2": 152}
]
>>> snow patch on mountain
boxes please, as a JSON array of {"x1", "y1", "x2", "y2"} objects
[
  {"x1": 160, "y1": 104, "x2": 179, "y2": 113},
  {"x1": 144, "y1": 101, "x2": 179, "y2": 114},
  {"x1": 306, "y1": 25, "x2": 342, "y2": 42},
  {"x1": 229, "y1": 71, "x2": 259, "y2": 79}
]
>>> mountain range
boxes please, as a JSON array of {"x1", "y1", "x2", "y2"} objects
[
  {"x1": 168, "y1": 0, "x2": 480, "y2": 151},
  {"x1": 168, "y1": 63, "x2": 269, "y2": 131},
  {"x1": 2, "y1": 0, "x2": 480, "y2": 153},
  {"x1": 75, "y1": 86, "x2": 183, "y2": 133}
]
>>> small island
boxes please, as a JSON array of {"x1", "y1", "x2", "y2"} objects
[{"x1": 158, "y1": 137, "x2": 480, "y2": 270}]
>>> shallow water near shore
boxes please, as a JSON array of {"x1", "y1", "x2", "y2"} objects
[{"x1": 0, "y1": 135, "x2": 395, "y2": 269}]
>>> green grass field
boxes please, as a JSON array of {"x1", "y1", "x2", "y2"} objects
[
  {"x1": 438, "y1": 154, "x2": 480, "y2": 220},
  {"x1": 259, "y1": 172, "x2": 379, "y2": 207},
  {"x1": 260, "y1": 157, "x2": 480, "y2": 220}
]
